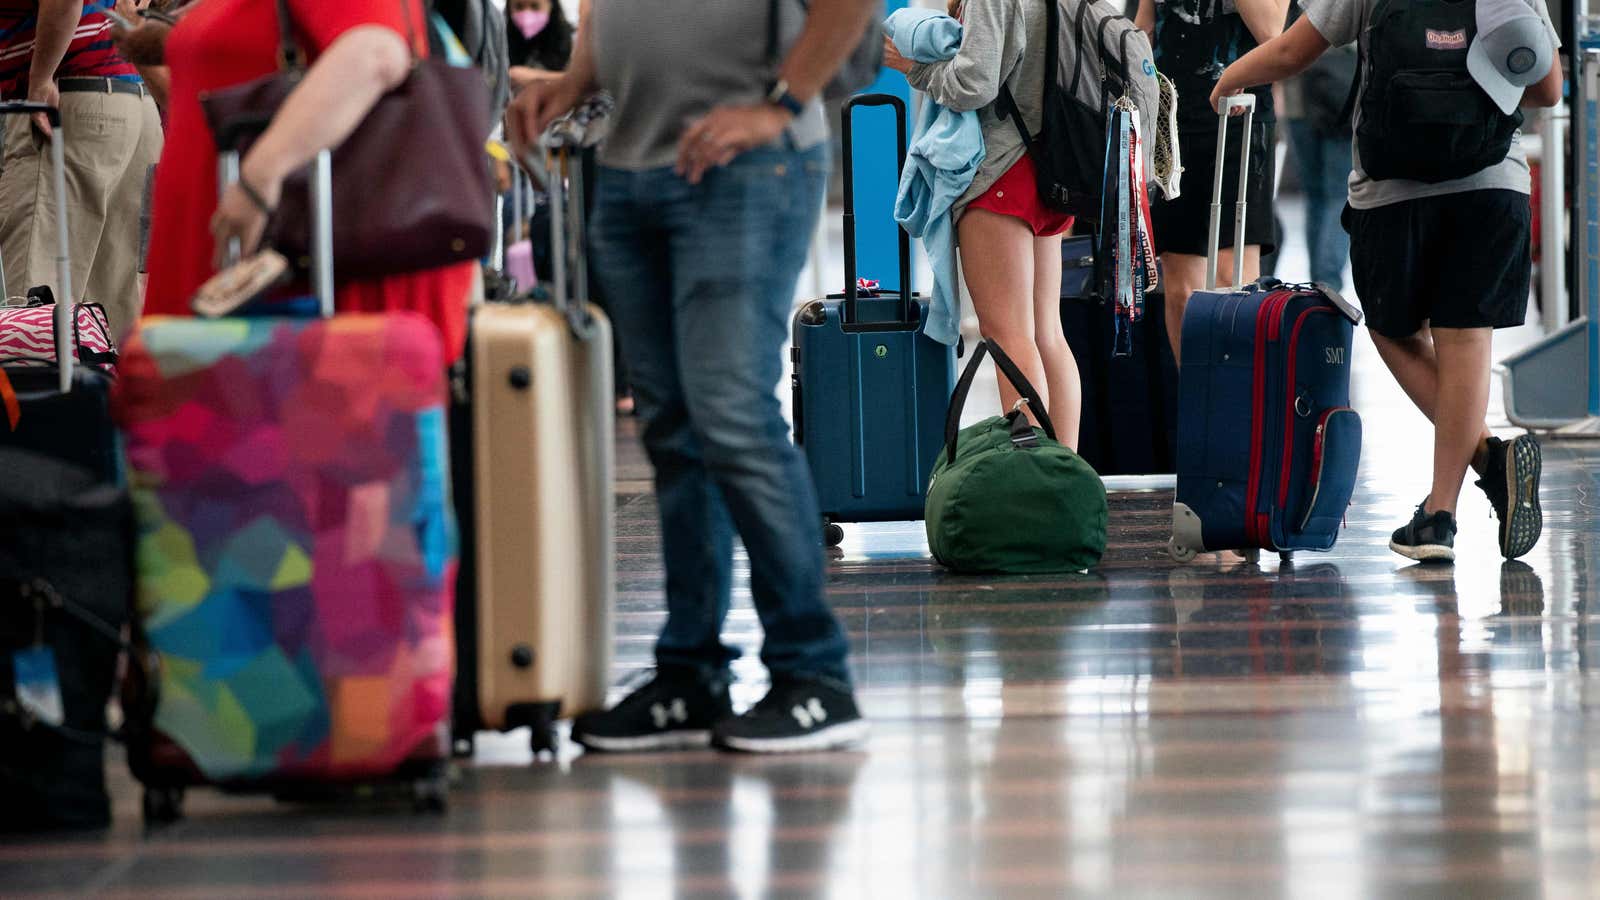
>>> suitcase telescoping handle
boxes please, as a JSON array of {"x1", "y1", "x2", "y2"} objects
[
  {"x1": 1205, "y1": 93, "x2": 1256, "y2": 293},
  {"x1": 544, "y1": 144, "x2": 591, "y2": 329},
  {"x1": 841, "y1": 93, "x2": 914, "y2": 326},
  {"x1": 216, "y1": 132, "x2": 336, "y2": 318},
  {"x1": 0, "y1": 102, "x2": 74, "y2": 394}
]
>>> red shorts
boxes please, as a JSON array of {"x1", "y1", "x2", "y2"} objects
[{"x1": 965, "y1": 152, "x2": 1075, "y2": 237}]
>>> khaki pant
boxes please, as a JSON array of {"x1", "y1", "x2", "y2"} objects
[{"x1": 0, "y1": 89, "x2": 163, "y2": 341}]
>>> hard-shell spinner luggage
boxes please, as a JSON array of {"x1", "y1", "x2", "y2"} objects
[
  {"x1": 116, "y1": 149, "x2": 457, "y2": 823},
  {"x1": 1168, "y1": 95, "x2": 1364, "y2": 563},
  {"x1": 451, "y1": 139, "x2": 615, "y2": 756},
  {"x1": 791, "y1": 93, "x2": 957, "y2": 547}
]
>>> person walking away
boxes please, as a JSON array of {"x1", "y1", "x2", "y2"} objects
[
  {"x1": 1281, "y1": 5, "x2": 1354, "y2": 291},
  {"x1": 0, "y1": 0, "x2": 163, "y2": 340},
  {"x1": 506, "y1": 0, "x2": 874, "y2": 754},
  {"x1": 883, "y1": 0, "x2": 1084, "y2": 447},
  {"x1": 1210, "y1": 0, "x2": 1559, "y2": 562},
  {"x1": 1137, "y1": 0, "x2": 1287, "y2": 365}
]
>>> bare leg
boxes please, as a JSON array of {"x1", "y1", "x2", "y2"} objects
[
  {"x1": 1368, "y1": 328, "x2": 1494, "y2": 474},
  {"x1": 958, "y1": 208, "x2": 1048, "y2": 423},
  {"x1": 1031, "y1": 232, "x2": 1081, "y2": 449},
  {"x1": 1424, "y1": 327, "x2": 1494, "y2": 515},
  {"x1": 1160, "y1": 246, "x2": 1262, "y2": 366}
]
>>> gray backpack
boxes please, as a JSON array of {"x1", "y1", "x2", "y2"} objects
[{"x1": 999, "y1": 0, "x2": 1158, "y2": 219}]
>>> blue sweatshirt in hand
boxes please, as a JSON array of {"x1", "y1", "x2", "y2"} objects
[{"x1": 888, "y1": 8, "x2": 986, "y2": 349}]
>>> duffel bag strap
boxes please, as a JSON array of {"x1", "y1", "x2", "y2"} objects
[{"x1": 943, "y1": 339, "x2": 1058, "y2": 460}]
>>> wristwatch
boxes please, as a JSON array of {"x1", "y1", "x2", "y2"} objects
[{"x1": 766, "y1": 79, "x2": 804, "y2": 117}]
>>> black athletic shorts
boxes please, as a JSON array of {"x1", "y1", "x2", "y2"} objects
[
  {"x1": 1343, "y1": 189, "x2": 1532, "y2": 340},
  {"x1": 1151, "y1": 117, "x2": 1278, "y2": 258}
]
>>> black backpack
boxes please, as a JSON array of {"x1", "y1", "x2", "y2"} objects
[
  {"x1": 1355, "y1": 0, "x2": 1521, "y2": 183},
  {"x1": 1000, "y1": 0, "x2": 1158, "y2": 220}
]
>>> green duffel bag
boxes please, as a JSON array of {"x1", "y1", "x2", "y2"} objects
[{"x1": 925, "y1": 340, "x2": 1108, "y2": 574}]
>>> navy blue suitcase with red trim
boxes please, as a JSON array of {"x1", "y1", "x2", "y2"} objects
[
  {"x1": 1169, "y1": 281, "x2": 1363, "y2": 559},
  {"x1": 1168, "y1": 94, "x2": 1364, "y2": 561}
]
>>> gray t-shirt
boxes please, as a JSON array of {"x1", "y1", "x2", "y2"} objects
[
  {"x1": 1301, "y1": 0, "x2": 1560, "y2": 209},
  {"x1": 590, "y1": 0, "x2": 828, "y2": 171}
]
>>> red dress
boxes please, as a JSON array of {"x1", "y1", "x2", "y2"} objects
[{"x1": 144, "y1": 0, "x2": 473, "y2": 363}]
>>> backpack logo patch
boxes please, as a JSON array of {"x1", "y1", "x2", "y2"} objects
[{"x1": 1425, "y1": 28, "x2": 1468, "y2": 50}]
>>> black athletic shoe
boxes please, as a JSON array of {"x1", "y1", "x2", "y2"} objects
[
  {"x1": 1475, "y1": 434, "x2": 1543, "y2": 559},
  {"x1": 711, "y1": 676, "x2": 868, "y2": 754},
  {"x1": 571, "y1": 669, "x2": 732, "y2": 753},
  {"x1": 1389, "y1": 503, "x2": 1458, "y2": 563}
]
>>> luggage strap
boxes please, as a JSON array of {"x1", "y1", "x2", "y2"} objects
[{"x1": 944, "y1": 339, "x2": 1057, "y2": 460}]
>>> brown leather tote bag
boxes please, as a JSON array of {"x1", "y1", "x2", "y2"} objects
[{"x1": 199, "y1": 0, "x2": 494, "y2": 280}]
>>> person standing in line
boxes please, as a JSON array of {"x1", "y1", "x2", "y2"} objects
[
  {"x1": 1137, "y1": 0, "x2": 1287, "y2": 365},
  {"x1": 1280, "y1": 5, "x2": 1354, "y2": 291},
  {"x1": 1210, "y1": 0, "x2": 1558, "y2": 562},
  {"x1": 507, "y1": 0, "x2": 874, "y2": 754},
  {"x1": 0, "y1": 0, "x2": 163, "y2": 339},
  {"x1": 883, "y1": 0, "x2": 1085, "y2": 447}
]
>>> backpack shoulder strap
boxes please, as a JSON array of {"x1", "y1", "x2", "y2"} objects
[{"x1": 998, "y1": 84, "x2": 1035, "y2": 147}]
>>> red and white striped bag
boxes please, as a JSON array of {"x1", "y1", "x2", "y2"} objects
[{"x1": 0, "y1": 299, "x2": 117, "y2": 373}]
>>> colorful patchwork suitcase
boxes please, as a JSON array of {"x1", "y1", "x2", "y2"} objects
[
  {"x1": 451, "y1": 143, "x2": 615, "y2": 756},
  {"x1": 1168, "y1": 96, "x2": 1364, "y2": 562},
  {"x1": 791, "y1": 94, "x2": 957, "y2": 547},
  {"x1": 115, "y1": 151, "x2": 457, "y2": 823}
]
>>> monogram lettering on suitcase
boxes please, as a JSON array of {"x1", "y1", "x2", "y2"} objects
[{"x1": 1325, "y1": 347, "x2": 1346, "y2": 365}]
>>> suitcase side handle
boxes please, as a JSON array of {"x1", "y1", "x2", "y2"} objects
[
  {"x1": 841, "y1": 93, "x2": 914, "y2": 326},
  {"x1": 1205, "y1": 93, "x2": 1255, "y2": 293},
  {"x1": 0, "y1": 102, "x2": 72, "y2": 393}
]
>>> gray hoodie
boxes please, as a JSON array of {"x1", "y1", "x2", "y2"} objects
[{"x1": 906, "y1": 0, "x2": 1048, "y2": 219}]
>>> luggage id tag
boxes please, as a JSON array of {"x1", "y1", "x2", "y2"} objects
[
  {"x1": 1316, "y1": 283, "x2": 1365, "y2": 325},
  {"x1": 14, "y1": 645, "x2": 64, "y2": 728}
]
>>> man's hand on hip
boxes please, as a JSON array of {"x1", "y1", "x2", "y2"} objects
[{"x1": 675, "y1": 104, "x2": 793, "y2": 186}]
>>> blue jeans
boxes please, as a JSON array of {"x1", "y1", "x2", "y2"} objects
[
  {"x1": 1287, "y1": 121, "x2": 1353, "y2": 292},
  {"x1": 590, "y1": 143, "x2": 851, "y2": 686}
]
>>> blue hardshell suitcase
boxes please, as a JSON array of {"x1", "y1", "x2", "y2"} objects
[
  {"x1": 1169, "y1": 95, "x2": 1364, "y2": 561},
  {"x1": 791, "y1": 94, "x2": 957, "y2": 546}
]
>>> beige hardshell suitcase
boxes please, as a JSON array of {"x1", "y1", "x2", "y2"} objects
[{"x1": 464, "y1": 147, "x2": 615, "y2": 754}]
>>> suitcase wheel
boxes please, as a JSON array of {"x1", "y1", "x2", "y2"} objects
[
  {"x1": 510, "y1": 701, "x2": 563, "y2": 758},
  {"x1": 1241, "y1": 548, "x2": 1261, "y2": 564},
  {"x1": 451, "y1": 733, "x2": 476, "y2": 760},
  {"x1": 142, "y1": 785, "x2": 185, "y2": 826},
  {"x1": 412, "y1": 774, "x2": 449, "y2": 814},
  {"x1": 1279, "y1": 551, "x2": 1295, "y2": 564},
  {"x1": 823, "y1": 520, "x2": 845, "y2": 548},
  {"x1": 1167, "y1": 537, "x2": 1197, "y2": 563}
]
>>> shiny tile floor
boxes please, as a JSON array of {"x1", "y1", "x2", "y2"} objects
[{"x1": 9, "y1": 225, "x2": 1600, "y2": 898}]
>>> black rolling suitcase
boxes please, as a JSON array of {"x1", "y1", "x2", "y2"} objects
[
  {"x1": 1059, "y1": 235, "x2": 1179, "y2": 476},
  {"x1": 0, "y1": 100, "x2": 131, "y2": 831}
]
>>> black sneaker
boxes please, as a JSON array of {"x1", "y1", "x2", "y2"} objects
[
  {"x1": 711, "y1": 676, "x2": 868, "y2": 754},
  {"x1": 571, "y1": 669, "x2": 732, "y2": 753},
  {"x1": 1389, "y1": 503, "x2": 1458, "y2": 563},
  {"x1": 1475, "y1": 434, "x2": 1543, "y2": 559}
]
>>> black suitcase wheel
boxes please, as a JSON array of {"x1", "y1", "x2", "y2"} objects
[
  {"x1": 411, "y1": 776, "x2": 449, "y2": 814},
  {"x1": 823, "y1": 520, "x2": 845, "y2": 547},
  {"x1": 451, "y1": 732, "x2": 476, "y2": 760},
  {"x1": 142, "y1": 786, "x2": 185, "y2": 826}
]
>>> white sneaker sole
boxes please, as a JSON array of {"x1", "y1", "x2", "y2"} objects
[
  {"x1": 574, "y1": 729, "x2": 712, "y2": 753},
  {"x1": 1388, "y1": 539, "x2": 1455, "y2": 563},
  {"x1": 715, "y1": 719, "x2": 870, "y2": 754}
]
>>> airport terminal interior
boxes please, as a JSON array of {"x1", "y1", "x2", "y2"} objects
[
  {"x1": 8, "y1": 0, "x2": 1600, "y2": 897},
  {"x1": 9, "y1": 193, "x2": 1600, "y2": 898}
]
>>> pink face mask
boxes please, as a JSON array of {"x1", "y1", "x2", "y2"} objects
[{"x1": 513, "y1": 9, "x2": 550, "y2": 40}]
